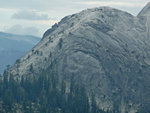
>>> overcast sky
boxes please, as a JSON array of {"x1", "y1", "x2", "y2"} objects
[{"x1": 0, "y1": 0, "x2": 149, "y2": 37}]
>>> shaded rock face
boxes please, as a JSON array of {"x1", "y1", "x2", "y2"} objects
[{"x1": 7, "y1": 3, "x2": 150, "y2": 113}]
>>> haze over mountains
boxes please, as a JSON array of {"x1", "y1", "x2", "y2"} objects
[
  {"x1": 0, "y1": 32, "x2": 40, "y2": 74},
  {"x1": 1, "y1": 2, "x2": 150, "y2": 113}
]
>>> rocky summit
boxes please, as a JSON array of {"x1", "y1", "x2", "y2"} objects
[{"x1": 5, "y1": 2, "x2": 150, "y2": 113}]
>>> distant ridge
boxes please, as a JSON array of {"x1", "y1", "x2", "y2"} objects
[{"x1": 0, "y1": 31, "x2": 40, "y2": 74}]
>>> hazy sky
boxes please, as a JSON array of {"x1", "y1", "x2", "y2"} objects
[{"x1": 0, "y1": 0, "x2": 149, "y2": 37}]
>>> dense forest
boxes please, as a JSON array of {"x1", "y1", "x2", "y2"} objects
[
  {"x1": 0, "y1": 69, "x2": 116, "y2": 113},
  {"x1": 0, "y1": 71, "x2": 144, "y2": 113}
]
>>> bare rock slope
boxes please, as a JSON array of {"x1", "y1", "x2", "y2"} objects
[{"x1": 7, "y1": 3, "x2": 150, "y2": 113}]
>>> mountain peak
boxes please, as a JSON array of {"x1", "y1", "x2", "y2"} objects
[
  {"x1": 138, "y1": 2, "x2": 150, "y2": 17},
  {"x1": 5, "y1": 5, "x2": 150, "y2": 112},
  {"x1": 43, "y1": 7, "x2": 133, "y2": 39}
]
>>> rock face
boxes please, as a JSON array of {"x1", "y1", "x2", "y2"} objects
[
  {"x1": 0, "y1": 32, "x2": 40, "y2": 74},
  {"x1": 138, "y1": 2, "x2": 150, "y2": 44},
  {"x1": 7, "y1": 3, "x2": 150, "y2": 113}
]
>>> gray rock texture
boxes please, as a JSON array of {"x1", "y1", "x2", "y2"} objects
[{"x1": 7, "y1": 3, "x2": 150, "y2": 113}]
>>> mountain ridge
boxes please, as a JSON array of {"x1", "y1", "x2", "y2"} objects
[
  {"x1": 5, "y1": 3, "x2": 150, "y2": 113},
  {"x1": 138, "y1": 2, "x2": 150, "y2": 17}
]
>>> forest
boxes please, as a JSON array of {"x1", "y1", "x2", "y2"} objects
[{"x1": 0, "y1": 70, "x2": 118, "y2": 113}]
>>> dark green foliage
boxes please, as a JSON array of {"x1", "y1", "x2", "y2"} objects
[
  {"x1": 0, "y1": 78, "x2": 2, "y2": 97},
  {"x1": 136, "y1": 104, "x2": 150, "y2": 113},
  {"x1": 58, "y1": 38, "x2": 63, "y2": 49},
  {"x1": 29, "y1": 64, "x2": 34, "y2": 73},
  {"x1": 91, "y1": 93, "x2": 97, "y2": 113},
  {"x1": 0, "y1": 72, "x2": 109, "y2": 113},
  {"x1": 16, "y1": 59, "x2": 21, "y2": 64}
]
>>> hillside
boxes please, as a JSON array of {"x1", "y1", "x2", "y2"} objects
[{"x1": 1, "y1": 2, "x2": 150, "y2": 113}]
